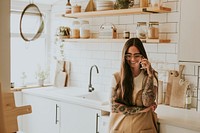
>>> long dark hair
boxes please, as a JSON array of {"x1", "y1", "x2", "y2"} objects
[{"x1": 116, "y1": 38, "x2": 156, "y2": 106}]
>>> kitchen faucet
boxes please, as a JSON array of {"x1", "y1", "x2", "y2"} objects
[{"x1": 88, "y1": 65, "x2": 99, "y2": 92}]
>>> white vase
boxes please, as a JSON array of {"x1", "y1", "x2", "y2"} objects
[{"x1": 38, "y1": 79, "x2": 44, "y2": 86}]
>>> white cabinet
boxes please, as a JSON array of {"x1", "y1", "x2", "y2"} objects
[
  {"x1": 22, "y1": 94, "x2": 60, "y2": 133},
  {"x1": 179, "y1": 0, "x2": 200, "y2": 62},
  {"x1": 160, "y1": 123, "x2": 199, "y2": 133},
  {"x1": 22, "y1": 93, "x2": 104, "y2": 133},
  {"x1": 60, "y1": 102, "x2": 101, "y2": 133}
]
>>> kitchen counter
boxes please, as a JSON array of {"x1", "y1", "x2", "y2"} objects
[
  {"x1": 21, "y1": 87, "x2": 200, "y2": 132},
  {"x1": 156, "y1": 104, "x2": 200, "y2": 132}
]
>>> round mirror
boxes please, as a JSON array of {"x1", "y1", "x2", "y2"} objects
[{"x1": 20, "y1": 3, "x2": 44, "y2": 42}]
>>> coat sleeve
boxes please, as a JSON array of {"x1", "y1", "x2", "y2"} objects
[
  {"x1": 142, "y1": 71, "x2": 158, "y2": 107},
  {"x1": 110, "y1": 74, "x2": 146, "y2": 115}
]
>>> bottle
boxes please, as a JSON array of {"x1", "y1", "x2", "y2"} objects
[
  {"x1": 71, "y1": 20, "x2": 80, "y2": 38},
  {"x1": 66, "y1": 0, "x2": 71, "y2": 14},
  {"x1": 185, "y1": 88, "x2": 192, "y2": 109},
  {"x1": 136, "y1": 22, "x2": 147, "y2": 39},
  {"x1": 147, "y1": 21, "x2": 159, "y2": 39},
  {"x1": 80, "y1": 20, "x2": 90, "y2": 39}
]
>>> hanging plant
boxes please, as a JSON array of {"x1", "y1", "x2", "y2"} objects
[{"x1": 114, "y1": 0, "x2": 131, "y2": 9}]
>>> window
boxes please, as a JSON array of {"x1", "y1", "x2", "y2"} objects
[{"x1": 10, "y1": 11, "x2": 50, "y2": 87}]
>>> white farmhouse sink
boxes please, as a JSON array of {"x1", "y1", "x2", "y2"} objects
[
  {"x1": 77, "y1": 91, "x2": 110, "y2": 105},
  {"x1": 43, "y1": 87, "x2": 110, "y2": 106},
  {"x1": 47, "y1": 87, "x2": 88, "y2": 96}
]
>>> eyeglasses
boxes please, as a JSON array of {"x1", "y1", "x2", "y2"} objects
[{"x1": 125, "y1": 53, "x2": 143, "y2": 60}]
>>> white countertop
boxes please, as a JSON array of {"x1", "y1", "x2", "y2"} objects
[
  {"x1": 21, "y1": 87, "x2": 200, "y2": 132},
  {"x1": 156, "y1": 104, "x2": 200, "y2": 132}
]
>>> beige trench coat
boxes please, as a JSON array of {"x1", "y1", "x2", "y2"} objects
[{"x1": 109, "y1": 72, "x2": 158, "y2": 133}]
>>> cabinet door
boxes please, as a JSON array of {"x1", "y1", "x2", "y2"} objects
[
  {"x1": 179, "y1": 0, "x2": 200, "y2": 62},
  {"x1": 22, "y1": 94, "x2": 60, "y2": 133},
  {"x1": 60, "y1": 102, "x2": 101, "y2": 133},
  {"x1": 160, "y1": 123, "x2": 199, "y2": 133}
]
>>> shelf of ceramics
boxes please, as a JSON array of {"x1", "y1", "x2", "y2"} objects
[
  {"x1": 62, "y1": 6, "x2": 171, "y2": 18},
  {"x1": 61, "y1": 38, "x2": 171, "y2": 43}
]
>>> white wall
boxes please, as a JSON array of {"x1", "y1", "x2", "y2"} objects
[{"x1": 50, "y1": 0, "x2": 199, "y2": 109}]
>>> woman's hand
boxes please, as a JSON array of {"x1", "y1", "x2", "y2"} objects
[
  {"x1": 140, "y1": 103, "x2": 157, "y2": 113},
  {"x1": 140, "y1": 58, "x2": 153, "y2": 77}
]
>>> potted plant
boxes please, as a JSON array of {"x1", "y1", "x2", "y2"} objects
[{"x1": 35, "y1": 66, "x2": 49, "y2": 86}]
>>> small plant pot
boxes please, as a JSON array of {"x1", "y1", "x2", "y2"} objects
[{"x1": 38, "y1": 79, "x2": 44, "y2": 86}]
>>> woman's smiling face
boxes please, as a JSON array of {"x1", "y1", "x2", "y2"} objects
[{"x1": 125, "y1": 45, "x2": 142, "y2": 69}]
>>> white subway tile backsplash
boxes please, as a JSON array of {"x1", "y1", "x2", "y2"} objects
[
  {"x1": 149, "y1": 53, "x2": 166, "y2": 63},
  {"x1": 111, "y1": 43, "x2": 123, "y2": 52},
  {"x1": 104, "y1": 51, "x2": 120, "y2": 60},
  {"x1": 166, "y1": 53, "x2": 178, "y2": 63},
  {"x1": 181, "y1": 64, "x2": 196, "y2": 75},
  {"x1": 119, "y1": 15, "x2": 134, "y2": 25},
  {"x1": 144, "y1": 44, "x2": 158, "y2": 53},
  {"x1": 126, "y1": 24, "x2": 137, "y2": 33},
  {"x1": 150, "y1": 13, "x2": 167, "y2": 22},
  {"x1": 157, "y1": 43, "x2": 176, "y2": 53},
  {"x1": 167, "y1": 12, "x2": 180, "y2": 22},
  {"x1": 105, "y1": 16, "x2": 119, "y2": 25},
  {"x1": 133, "y1": 14, "x2": 150, "y2": 23},
  {"x1": 159, "y1": 22, "x2": 177, "y2": 33},
  {"x1": 91, "y1": 17, "x2": 105, "y2": 25},
  {"x1": 187, "y1": 76, "x2": 198, "y2": 88}
]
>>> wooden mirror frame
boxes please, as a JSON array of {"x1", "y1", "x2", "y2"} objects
[{"x1": 19, "y1": 3, "x2": 44, "y2": 42}]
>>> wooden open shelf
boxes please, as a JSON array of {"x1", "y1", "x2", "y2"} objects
[
  {"x1": 61, "y1": 38, "x2": 171, "y2": 43},
  {"x1": 62, "y1": 6, "x2": 171, "y2": 18}
]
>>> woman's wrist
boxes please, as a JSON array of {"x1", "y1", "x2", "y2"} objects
[{"x1": 147, "y1": 67, "x2": 153, "y2": 77}]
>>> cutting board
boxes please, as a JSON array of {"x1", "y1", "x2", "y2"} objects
[
  {"x1": 54, "y1": 60, "x2": 70, "y2": 87},
  {"x1": 54, "y1": 71, "x2": 67, "y2": 87},
  {"x1": 164, "y1": 70, "x2": 179, "y2": 105},
  {"x1": 170, "y1": 65, "x2": 190, "y2": 108}
]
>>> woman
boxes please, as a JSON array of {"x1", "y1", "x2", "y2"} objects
[{"x1": 109, "y1": 38, "x2": 159, "y2": 133}]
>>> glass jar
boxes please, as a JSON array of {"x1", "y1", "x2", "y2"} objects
[
  {"x1": 140, "y1": 0, "x2": 149, "y2": 7},
  {"x1": 80, "y1": 20, "x2": 90, "y2": 39},
  {"x1": 71, "y1": 20, "x2": 80, "y2": 38},
  {"x1": 147, "y1": 22, "x2": 159, "y2": 39},
  {"x1": 136, "y1": 22, "x2": 147, "y2": 39},
  {"x1": 123, "y1": 31, "x2": 130, "y2": 39},
  {"x1": 151, "y1": 0, "x2": 162, "y2": 7}
]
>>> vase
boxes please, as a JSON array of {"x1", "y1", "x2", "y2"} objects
[{"x1": 38, "y1": 79, "x2": 44, "y2": 86}]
